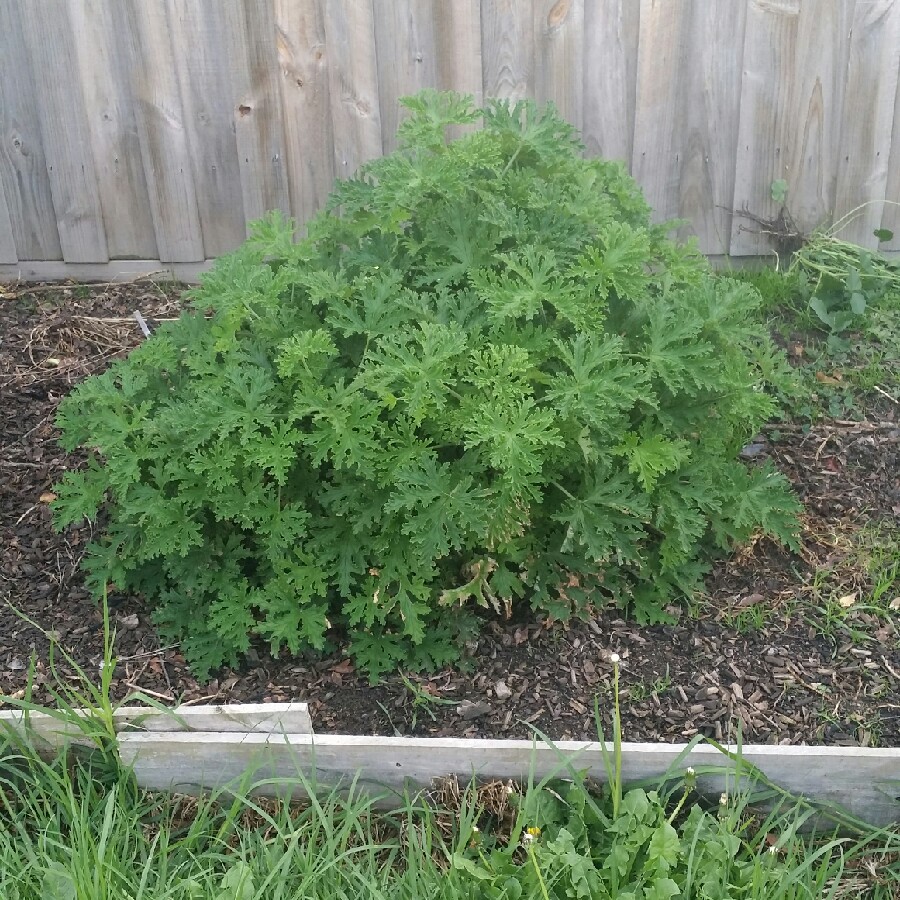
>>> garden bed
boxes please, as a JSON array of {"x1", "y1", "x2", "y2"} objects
[{"x1": 1, "y1": 279, "x2": 898, "y2": 747}]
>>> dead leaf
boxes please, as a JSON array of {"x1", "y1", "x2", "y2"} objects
[
  {"x1": 39, "y1": 492, "x2": 57, "y2": 503},
  {"x1": 889, "y1": 597, "x2": 900, "y2": 611},
  {"x1": 331, "y1": 659, "x2": 355, "y2": 675},
  {"x1": 456, "y1": 699, "x2": 492, "y2": 721},
  {"x1": 837, "y1": 593, "x2": 857, "y2": 608},
  {"x1": 815, "y1": 371, "x2": 842, "y2": 385},
  {"x1": 737, "y1": 592, "x2": 765, "y2": 608}
]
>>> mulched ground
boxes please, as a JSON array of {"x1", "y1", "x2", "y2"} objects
[{"x1": 1, "y1": 281, "x2": 898, "y2": 747}]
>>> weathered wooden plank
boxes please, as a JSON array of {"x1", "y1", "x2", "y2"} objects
[
  {"x1": 223, "y1": 0, "x2": 291, "y2": 227},
  {"x1": 121, "y1": 0, "x2": 205, "y2": 263},
  {"x1": 166, "y1": 0, "x2": 248, "y2": 257},
  {"x1": 0, "y1": 703, "x2": 312, "y2": 748},
  {"x1": 833, "y1": 0, "x2": 900, "y2": 247},
  {"x1": 120, "y1": 732, "x2": 900, "y2": 827},
  {"x1": 632, "y1": 1, "x2": 747, "y2": 255},
  {"x1": 273, "y1": 0, "x2": 334, "y2": 231},
  {"x1": 433, "y1": 0, "x2": 483, "y2": 104},
  {"x1": 18, "y1": 4, "x2": 108, "y2": 263},
  {"x1": 582, "y1": 0, "x2": 641, "y2": 165},
  {"x1": 374, "y1": 1, "x2": 439, "y2": 153},
  {"x1": 68, "y1": 0, "x2": 158, "y2": 260},
  {"x1": 0, "y1": 2, "x2": 60, "y2": 261},
  {"x1": 481, "y1": 0, "x2": 533, "y2": 103},
  {"x1": 731, "y1": 0, "x2": 855, "y2": 256},
  {"x1": 0, "y1": 178, "x2": 17, "y2": 264},
  {"x1": 533, "y1": 0, "x2": 584, "y2": 133},
  {"x1": 880, "y1": 55, "x2": 900, "y2": 253},
  {"x1": 322, "y1": 0, "x2": 383, "y2": 179}
]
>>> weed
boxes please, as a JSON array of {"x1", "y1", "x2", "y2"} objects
[{"x1": 625, "y1": 666, "x2": 672, "y2": 702}]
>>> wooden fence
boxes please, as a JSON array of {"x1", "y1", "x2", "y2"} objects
[{"x1": 1, "y1": 0, "x2": 899, "y2": 282}]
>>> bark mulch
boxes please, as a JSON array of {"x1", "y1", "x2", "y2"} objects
[{"x1": 1, "y1": 281, "x2": 898, "y2": 747}]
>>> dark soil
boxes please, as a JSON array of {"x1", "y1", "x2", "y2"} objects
[{"x1": 1, "y1": 282, "x2": 898, "y2": 746}]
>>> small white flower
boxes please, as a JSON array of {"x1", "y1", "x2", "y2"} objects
[
  {"x1": 719, "y1": 793, "x2": 728, "y2": 807},
  {"x1": 768, "y1": 845, "x2": 778, "y2": 855},
  {"x1": 686, "y1": 767, "x2": 695, "y2": 777},
  {"x1": 472, "y1": 825, "x2": 479, "y2": 833},
  {"x1": 609, "y1": 653, "x2": 620, "y2": 665}
]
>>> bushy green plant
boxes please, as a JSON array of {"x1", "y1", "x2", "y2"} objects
[{"x1": 52, "y1": 91, "x2": 800, "y2": 678}]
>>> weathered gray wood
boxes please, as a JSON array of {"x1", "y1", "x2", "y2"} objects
[
  {"x1": 582, "y1": 0, "x2": 641, "y2": 165},
  {"x1": 533, "y1": 0, "x2": 584, "y2": 133},
  {"x1": 322, "y1": 0, "x2": 383, "y2": 179},
  {"x1": 374, "y1": 1, "x2": 437, "y2": 154},
  {"x1": 880, "y1": 60, "x2": 900, "y2": 253},
  {"x1": 19, "y1": 4, "x2": 108, "y2": 263},
  {"x1": 273, "y1": 0, "x2": 334, "y2": 230},
  {"x1": 224, "y1": 0, "x2": 291, "y2": 227},
  {"x1": 68, "y1": 0, "x2": 158, "y2": 260},
  {"x1": 730, "y1": 0, "x2": 855, "y2": 256},
  {"x1": 632, "y1": 1, "x2": 747, "y2": 254},
  {"x1": 0, "y1": 260, "x2": 214, "y2": 284},
  {"x1": 833, "y1": 0, "x2": 900, "y2": 247},
  {"x1": 433, "y1": 0, "x2": 483, "y2": 104},
  {"x1": 121, "y1": 0, "x2": 205, "y2": 263},
  {"x1": 167, "y1": 0, "x2": 248, "y2": 257},
  {"x1": 0, "y1": 178, "x2": 17, "y2": 263},
  {"x1": 0, "y1": 1, "x2": 61, "y2": 261},
  {"x1": 0, "y1": 703, "x2": 311, "y2": 748},
  {"x1": 481, "y1": 0, "x2": 533, "y2": 103},
  {"x1": 119, "y1": 732, "x2": 900, "y2": 828}
]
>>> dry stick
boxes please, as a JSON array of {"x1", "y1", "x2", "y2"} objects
[
  {"x1": 116, "y1": 644, "x2": 182, "y2": 664},
  {"x1": 123, "y1": 682, "x2": 174, "y2": 703},
  {"x1": 872, "y1": 384, "x2": 898, "y2": 405}
]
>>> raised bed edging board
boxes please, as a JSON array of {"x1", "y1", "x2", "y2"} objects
[
  {"x1": 118, "y1": 732, "x2": 900, "y2": 828},
  {"x1": 2, "y1": 703, "x2": 897, "y2": 827},
  {"x1": 0, "y1": 702, "x2": 312, "y2": 746}
]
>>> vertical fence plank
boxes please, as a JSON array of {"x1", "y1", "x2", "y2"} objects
[
  {"x1": 533, "y1": 0, "x2": 584, "y2": 132},
  {"x1": 122, "y1": 0, "x2": 204, "y2": 263},
  {"x1": 19, "y1": 4, "x2": 108, "y2": 263},
  {"x1": 68, "y1": 0, "x2": 158, "y2": 260},
  {"x1": 880, "y1": 64, "x2": 900, "y2": 253},
  {"x1": 374, "y1": 1, "x2": 438, "y2": 153},
  {"x1": 582, "y1": 0, "x2": 640, "y2": 165},
  {"x1": 731, "y1": 0, "x2": 854, "y2": 256},
  {"x1": 322, "y1": 0, "x2": 383, "y2": 179},
  {"x1": 0, "y1": 179, "x2": 15, "y2": 263},
  {"x1": 274, "y1": 0, "x2": 334, "y2": 231},
  {"x1": 433, "y1": 0, "x2": 483, "y2": 105},
  {"x1": 632, "y1": 1, "x2": 747, "y2": 255},
  {"x1": 834, "y1": 0, "x2": 900, "y2": 247},
  {"x1": 167, "y1": 0, "x2": 248, "y2": 258},
  {"x1": 0, "y1": 2, "x2": 59, "y2": 261},
  {"x1": 481, "y1": 0, "x2": 533, "y2": 103},
  {"x1": 223, "y1": 0, "x2": 291, "y2": 228}
]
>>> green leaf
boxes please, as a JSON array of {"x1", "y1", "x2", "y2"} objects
[
  {"x1": 874, "y1": 227, "x2": 894, "y2": 242},
  {"x1": 40, "y1": 863, "x2": 76, "y2": 900},
  {"x1": 770, "y1": 179, "x2": 788, "y2": 204},
  {"x1": 614, "y1": 432, "x2": 690, "y2": 493}
]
